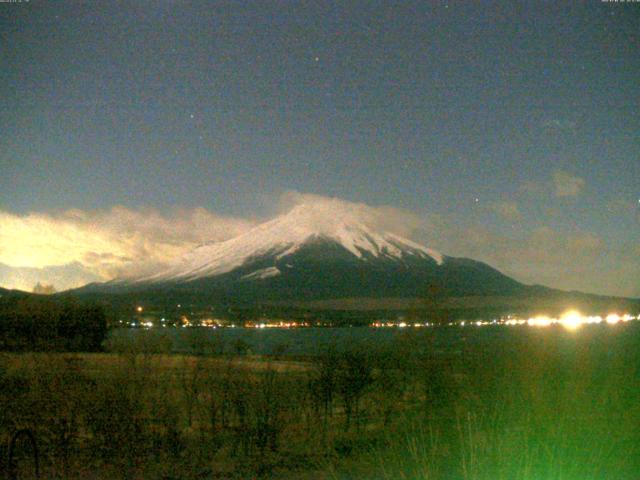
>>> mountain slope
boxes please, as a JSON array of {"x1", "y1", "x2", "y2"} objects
[
  {"x1": 75, "y1": 199, "x2": 528, "y2": 305},
  {"x1": 138, "y1": 200, "x2": 443, "y2": 284}
]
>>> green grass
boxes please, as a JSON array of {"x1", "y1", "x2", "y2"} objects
[{"x1": 332, "y1": 326, "x2": 640, "y2": 479}]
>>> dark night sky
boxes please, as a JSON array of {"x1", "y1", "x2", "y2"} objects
[{"x1": 0, "y1": 1, "x2": 638, "y2": 296}]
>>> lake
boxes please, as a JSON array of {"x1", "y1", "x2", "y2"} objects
[{"x1": 106, "y1": 322, "x2": 640, "y2": 356}]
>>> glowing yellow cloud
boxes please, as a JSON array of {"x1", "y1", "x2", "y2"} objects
[
  {"x1": 0, "y1": 212, "x2": 123, "y2": 268},
  {"x1": 0, "y1": 207, "x2": 255, "y2": 285}
]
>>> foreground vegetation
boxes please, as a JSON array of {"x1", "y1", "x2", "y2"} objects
[
  {"x1": 0, "y1": 297, "x2": 107, "y2": 352},
  {"x1": 1, "y1": 324, "x2": 640, "y2": 479}
]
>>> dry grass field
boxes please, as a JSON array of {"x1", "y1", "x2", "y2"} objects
[{"x1": 1, "y1": 324, "x2": 640, "y2": 479}]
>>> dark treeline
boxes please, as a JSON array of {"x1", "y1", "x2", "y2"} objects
[{"x1": 0, "y1": 297, "x2": 107, "y2": 352}]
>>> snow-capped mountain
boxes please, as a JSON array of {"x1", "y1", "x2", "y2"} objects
[
  {"x1": 140, "y1": 199, "x2": 443, "y2": 284},
  {"x1": 74, "y1": 197, "x2": 527, "y2": 305},
  {"x1": 65, "y1": 197, "x2": 640, "y2": 318}
]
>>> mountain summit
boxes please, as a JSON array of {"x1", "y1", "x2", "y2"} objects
[{"x1": 141, "y1": 198, "x2": 443, "y2": 284}]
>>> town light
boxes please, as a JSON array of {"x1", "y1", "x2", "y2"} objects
[
  {"x1": 560, "y1": 310, "x2": 583, "y2": 330},
  {"x1": 606, "y1": 313, "x2": 621, "y2": 325}
]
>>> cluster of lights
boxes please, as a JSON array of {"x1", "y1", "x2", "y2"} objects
[
  {"x1": 200, "y1": 318, "x2": 221, "y2": 328},
  {"x1": 248, "y1": 321, "x2": 310, "y2": 329},
  {"x1": 369, "y1": 311, "x2": 639, "y2": 330},
  {"x1": 371, "y1": 321, "x2": 434, "y2": 328},
  {"x1": 499, "y1": 311, "x2": 638, "y2": 330},
  {"x1": 128, "y1": 307, "x2": 638, "y2": 330}
]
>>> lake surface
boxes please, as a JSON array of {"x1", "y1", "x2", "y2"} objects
[{"x1": 107, "y1": 322, "x2": 640, "y2": 356}]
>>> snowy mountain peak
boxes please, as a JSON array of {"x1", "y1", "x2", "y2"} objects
[{"x1": 141, "y1": 198, "x2": 442, "y2": 283}]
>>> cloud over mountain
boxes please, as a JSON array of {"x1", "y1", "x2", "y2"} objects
[
  {"x1": 0, "y1": 195, "x2": 431, "y2": 291},
  {"x1": 0, "y1": 206, "x2": 255, "y2": 290},
  {"x1": 276, "y1": 192, "x2": 429, "y2": 239}
]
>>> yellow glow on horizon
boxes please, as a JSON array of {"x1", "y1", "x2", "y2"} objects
[
  {"x1": 606, "y1": 313, "x2": 621, "y2": 325},
  {"x1": 527, "y1": 316, "x2": 552, "y2": 327},
  {"x1": 0, "y1": 207, "x2": 247, "y2": 290},
  {"x1": 560, "y1": 310, "x2": 583, "y2": 330},
  {"x1": 0, "y1": 212, "x2": 120, "y2": 268}
]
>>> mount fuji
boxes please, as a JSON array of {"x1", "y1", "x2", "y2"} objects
[
  {"x1": 75, "y1": 198, "x2": 531, "y2": 308},
  {"x1": 68, "y1": 198, "x2": 640, "y2": 319}
]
